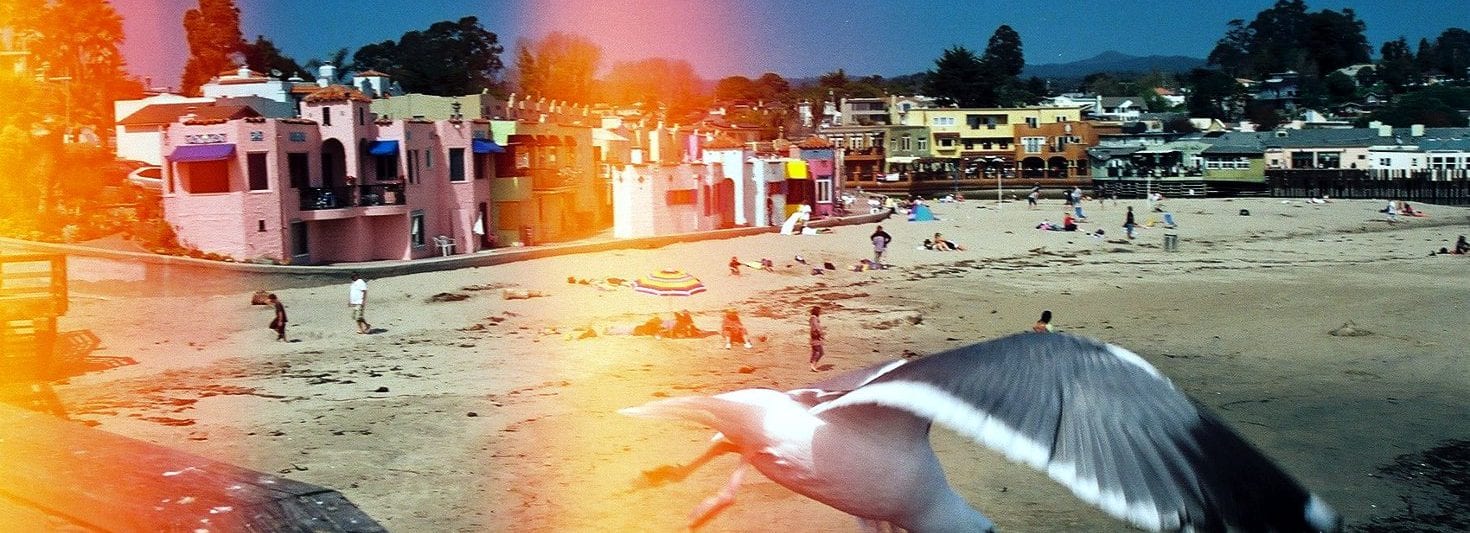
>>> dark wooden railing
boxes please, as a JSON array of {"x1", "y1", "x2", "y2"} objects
[
  {"x1": 300, "y1": 184, "x2": 407, "y2": 210},
  {"x1": 1267, "y1": 169, "x2": 1470, "y2": 205}
]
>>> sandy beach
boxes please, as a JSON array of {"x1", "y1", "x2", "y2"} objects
[{"x1": 32, "y1": 197, "x2": 1470, "y2": 532}]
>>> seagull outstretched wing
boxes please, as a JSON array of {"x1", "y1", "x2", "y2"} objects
[{"x1": 811, "y1": 333, "x2": 1338, "y2": 532}]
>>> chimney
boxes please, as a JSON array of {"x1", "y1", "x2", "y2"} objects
[
  {"x1": 317, "y1": 63, "x2": 336, "y2": 87},
  {"x1": 1411, "y1": 124, "x2": 1425, "y2": 137},
  {"x1": 237, "y1": 64, "x2": 250, "y2": 78},
  {"x1": 1378, "y1": 125, "x2": 1392, "y2": 137}
]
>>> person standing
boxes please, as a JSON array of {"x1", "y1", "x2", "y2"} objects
[
  {"x1": 870, "y1": 225, "x2": 892, "y2": 267},
  {"x1": 1124, "y1": 206, "x2": 1136, "y2": 239},
  {"x1": 808, "y1": 306, "x2": 825, "y2": 372},
  {"x1": 268, "y1": 293, "x2": 288, "y2": 341},
  {"x1": 349, "y1": 273, "x2": 371, "y2": 334}
]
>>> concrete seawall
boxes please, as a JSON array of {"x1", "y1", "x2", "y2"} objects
[{"x1": 0, "y1": 211, "x2": 891, "y2": 296}]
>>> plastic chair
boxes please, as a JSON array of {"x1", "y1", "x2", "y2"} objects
[{"x1": 434, "y1": 235, "x2": 456, "y2": 256}]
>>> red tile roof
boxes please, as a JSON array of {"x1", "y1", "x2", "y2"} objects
[
  {"x1": 117, "y1": 103, "x2": 262, "y2": 126},
  {"x1": 218, "y1": 67, "x2": 266, "y2": 77},
  {"x1": 356, "y1": 70, "x2": 390, "y2": 77},
  {"x1": 703, "y1": 135, "x2": 743, "y2": 149},
  {"x1": 796, "y1": 135, "x2": 832, "y2": 149},
  {"x1": 303, "y1": 85, "x2": 371, "y2": 103}
]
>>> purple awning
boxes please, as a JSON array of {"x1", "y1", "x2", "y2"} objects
[{"x1": 168, "y1": 144, "x2": 236, "y2": 162}]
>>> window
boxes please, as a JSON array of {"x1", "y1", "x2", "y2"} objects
[
  {"x1": 816, "y1": 178, "x2": 833, "y2": 203},
  {"x1": 1022, "y1": 136, "x2": 1045, "y2": 153},
  {"x1": 247, "y1": 152, "x2": 269, "y2": 191},
  {"x1": 407, "y1": 150, "x2": 419, "y2": 183},
  {"x1": 357, "y1": 107, "x2": 365, "y2": 126},
  {"x1": 1025, "y1": 117, "x2": 1039, "y2": 128},
  {"x1": 376, "y1": 154, "x2": 399, "y2": 180},
  {"x1": 940, "y1": 138, "x2": 954, "y2": 148},
  {"x1": 901, "y1": 135, "x2": 912, "y2": 150},
  {"x1": 322, "y1": 106, "x2": 331, "y2": 126},
  {"x1": 917, "y1": 138, "x2": 928, "y2": 151},
  {"x1": 1379, "y1": 158, "x2": 1391, "y2": 167},
  {"x1": 425, "y1": 150, "x2": 433, "y2": 169},
  {"x1": 410, "y1": 211, "x2": 425, "y2": 247},
  {"x1": 287, "y1": 152, "x2": 309, "y2": 188},
  {"x1": 449, "y1": 148, "x2": 466, "y2": 181},
  {"x1": 257, "y1": 220, "x2": 266, "y2": 232}
]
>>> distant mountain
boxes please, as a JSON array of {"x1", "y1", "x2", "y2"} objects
[{"x1": 1022, "y1": 51, "x2": 1206, "y2": 79}]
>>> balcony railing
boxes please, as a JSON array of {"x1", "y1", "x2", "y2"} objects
[{"x1": 300, "y1": 184, "x2": 407, "y2": 211}]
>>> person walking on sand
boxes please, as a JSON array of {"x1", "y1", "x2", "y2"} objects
[
  {"x1": 349, "y1": 273, "x2": 371, "y2": 334},
  {"x1": 268, "y1": 293, "x2": 288, "y2": 341},
  {"x1": 870, "y1": 225, "x2": 892, "y2": 267},
  {"x1": 1032, "y1": 310, "x2": 1054, "y2": 333},
  {"x1": 1124, "y1": 206, "x2": 1137, "y2": 239},
  {"x1": 809, "y1": 306, "x2": 825, "y2": 372}
]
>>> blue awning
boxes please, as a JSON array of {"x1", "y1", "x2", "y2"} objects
[
  {"x1": 368, "y1": 140, "x2": 400, "y2": 156},
  {"x1": 167, "y1": 144, "x2": 235, "y2": 162},
  {"x1": 471, "y1": 139, "x2": 505, "y2": 154}
]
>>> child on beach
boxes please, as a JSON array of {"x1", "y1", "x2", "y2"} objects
[
  {"x1": 721, "y1": 309, "x2": 752, "y2": 349},
  {"x1": 808, "y1": 306, "x2": 824, "y2": 372},
  {"x1": 1032, "y1": 310, "x2": 1054, "y2": 333},
  {"x1": 267, "y1": 293, "x2": 287, "y2": 341},
  {"x1": 729, "y1": 256, "x2": 741, "y2": 276}
]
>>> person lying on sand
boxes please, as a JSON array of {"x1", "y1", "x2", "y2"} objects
[{"x1": 930, "y1": 233, "x2": 965, "y2": 251}]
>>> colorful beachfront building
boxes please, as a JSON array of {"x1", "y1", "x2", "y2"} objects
[
  {"x1": 700, "y1": 137, "x2": 799, "y2": 228},
  {"x1": 610, "y1": 163, "x2": 725, "y2": 238},
  {"x1": 793, "y1": 136, "x2": 839, "y2": 217},
  {"x1": 159, "y1": 85, "x2": 500, "y2": 264}
]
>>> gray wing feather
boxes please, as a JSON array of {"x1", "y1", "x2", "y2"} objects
[{"x1": 815, "y1": 333, "x2": 1316, "y2": 532}]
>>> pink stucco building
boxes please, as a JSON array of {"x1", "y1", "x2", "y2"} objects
[{"x1": 161, "y1": 85, "x2": 500, "y2": 264}]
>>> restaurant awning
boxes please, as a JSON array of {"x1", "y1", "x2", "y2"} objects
[
  {"x1": 886, "y1": 156, "x2": 919, "y2": 164},
  {"x1": 167, "y1": 144, "x2": 235, "y2": 162},
  {"x1": 368, "y1": 140, "x2": 399, "y2": 156},
  {"x1": 471, "y1": 139, "x2": 505, "y2": 154}
]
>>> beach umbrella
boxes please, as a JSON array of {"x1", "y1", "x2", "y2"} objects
[{"x1": 632, "y1": 268, "x2": 706, "y2": 297}]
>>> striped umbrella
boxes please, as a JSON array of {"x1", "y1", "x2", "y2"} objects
[{"x1": 632, "y1": 269, "x2": 706, "y2": 297}]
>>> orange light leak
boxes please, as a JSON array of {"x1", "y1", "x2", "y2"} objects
[{"x1": 1, "y1": 1, "x2": 753, "y2": 529}]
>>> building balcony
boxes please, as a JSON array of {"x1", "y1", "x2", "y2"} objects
[{"x1": 300, "y1": 184, "x2": 407, "y2": 211}]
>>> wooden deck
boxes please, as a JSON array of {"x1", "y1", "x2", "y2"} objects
[{"x1": 0, "y1": 403, "x2": 386, "y2": 532}]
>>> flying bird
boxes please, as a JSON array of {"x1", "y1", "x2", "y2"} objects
[{"x1": 622, "y1": 333, "x2": 1342, "y2": 532}]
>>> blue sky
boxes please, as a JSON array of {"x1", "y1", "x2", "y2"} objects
[{"x1": 112, "y1": 0, "x2": 1470, "y2": 88}]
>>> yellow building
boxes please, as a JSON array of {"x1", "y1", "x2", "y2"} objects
[{"x1": 901, "y1": 106, "x2": 1084, "y2": 177}]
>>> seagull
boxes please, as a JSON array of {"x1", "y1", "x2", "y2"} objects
[{"x1": 622, "y1": 333, "x2": 1343, "y2": 532}]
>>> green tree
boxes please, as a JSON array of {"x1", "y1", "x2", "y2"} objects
[
  {"x1": 1432, "y1": 28, "x2": 1470, "y2": 80},
  {"x1": 180, "y1": 0, "x2": 244, "y2": 96},
  {"x1": 981, "y1": 25, "x2": 1024, "y2": 77},
  {"x1": 1323, "y1": 71, "x2": 1358, "y2": 105},
  {"x1": 756, "y1": 72, "x2": 791, "y2": 103},
  {"x1": 1303, "y1": 8, "x2": 1369, "y2": 75},
  {"x1": 602, "y1": 58, "x2": 706, "y2": 121},
  {"x1": 30, "y1": 0, "x2": 139, "y2": 128},
  {"x1": 714, "y1": 75, "x2": 758, "y2": 102},
  {"x1": 924, "y1": 45, "x2": 987, "y2": 107},
  {"x1": 1207, "y1": 0, "x2": 1368, "y2": 80},
  {"x1": 1184, "y1": 68, "x2": 1243, "y2": 119},
  {"x1": 241, "y1": 35, "x2": 308, "y2": 80},
  {"x1": 1378, "y1": 38, "x2": 1416, "y2": 93},
  {"x1": 351, "y1": 17, "x2": 504, "y2": 96},
  {"x1": 1366, "y1": 88, "x2": 1470, "y2": 127},
  {"x1": 515, "y1": 32, "x2": 601, "y2": 103}
]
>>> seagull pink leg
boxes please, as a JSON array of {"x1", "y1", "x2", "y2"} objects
[
  {"x1": 687, "y1": 462, "x2": 749, "y2": 530},
  {"x1": 636, "y1": 438, "x2": 738, "y2": 489}
]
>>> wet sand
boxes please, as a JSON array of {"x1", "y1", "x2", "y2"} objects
[{"x1": 32, "y1": 197, "x2": 1470, "y2": 532}]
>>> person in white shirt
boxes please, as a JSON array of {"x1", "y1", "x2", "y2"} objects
[{"x1": 349, "y1": 273, "x2": 371, "y2": 334}]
